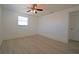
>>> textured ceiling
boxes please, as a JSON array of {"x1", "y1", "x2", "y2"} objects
[{"x1": 2, "y1": 4, "x2": 79, "y2": 16}]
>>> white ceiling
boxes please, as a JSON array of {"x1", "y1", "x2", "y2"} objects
[{"x1": 2, "y1": 4, "x2": 79, "y2": 16}]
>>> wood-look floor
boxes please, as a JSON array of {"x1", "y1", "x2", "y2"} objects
[
  {"x1": 68, "y1": 40, "x2": 79, "y2": 53},
  {"x1": 0, "y1": 35, "x2": 79, "y2": 54}
]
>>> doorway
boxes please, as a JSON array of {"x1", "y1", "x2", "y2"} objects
[
  {"x1": 69, "y1": 11, "x2": 79, "y2": 41},
  {"x1": 68, "y1": 11, "x2": 79, "y2": 53}
]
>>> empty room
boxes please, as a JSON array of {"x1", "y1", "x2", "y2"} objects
[{"x1": 0, "y1": 4, "x2": 79, "y2": 54}]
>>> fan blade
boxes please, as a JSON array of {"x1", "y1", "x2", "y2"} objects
[
  {"x1": 36, "y1": 9, "x2": 43, "y2": 11},
  {"x1": 27, "y1": 10, "x2": 31, "y2": 12}
]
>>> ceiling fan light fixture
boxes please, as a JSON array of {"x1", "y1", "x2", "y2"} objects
[
  {"x1": 27, "y1": 4, "x2": 43, "y2": 14},
  {"x1": 33, "y1": 10, "x2": 35, "y2": 12},
  {"x1": 34, "y1": 10, "x2": 37, "y2": 13}
]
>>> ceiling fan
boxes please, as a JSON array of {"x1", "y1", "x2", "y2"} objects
[{"x1": 26, "y1": 4, "x2": 43, "y2": 14}]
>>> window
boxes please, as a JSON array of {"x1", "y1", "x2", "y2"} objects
[{"x1": 18, "y1": 16, "x2": 28, "y2": 26}]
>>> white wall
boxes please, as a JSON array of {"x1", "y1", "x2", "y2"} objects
[
  {"x1": 2, "y1": 9, "x2": 37, "y2": 40},
  {"x1": 0, "y1": 5, "x2": 3, "y2": 45},
  {"x1": 37, "y1": 6, "x2": 79, "y2": 43}
]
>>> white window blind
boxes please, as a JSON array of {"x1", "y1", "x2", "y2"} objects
[{"x1": 18, "y1": 16, "x2": 28, "y2": 26}]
